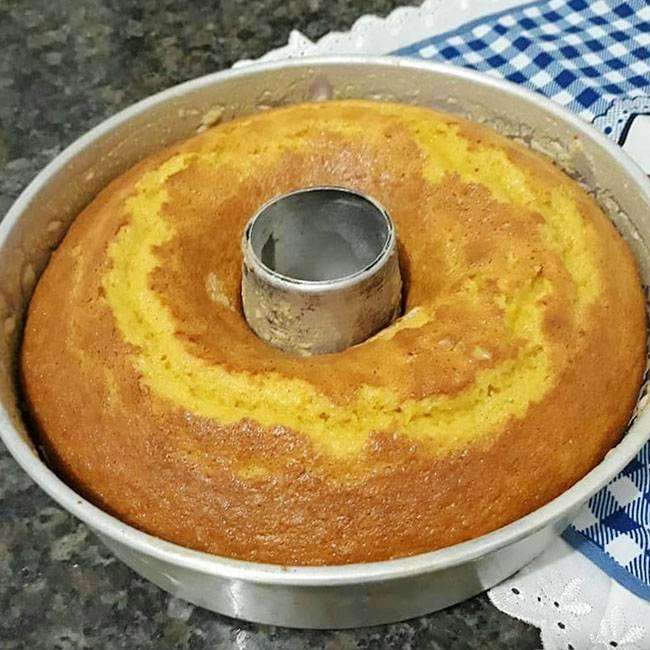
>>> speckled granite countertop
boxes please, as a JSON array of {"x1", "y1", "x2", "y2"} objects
[{"x1": 0, "y1": 1, "x2": 542, "y2": 648}]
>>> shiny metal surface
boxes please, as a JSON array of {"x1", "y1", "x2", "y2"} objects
[
  {"x1": 1, "y1": 57, "x2": 650, "y2": 629},
  {"x1": 242, "y1": 186, "x2": 401, "y2": 355}
]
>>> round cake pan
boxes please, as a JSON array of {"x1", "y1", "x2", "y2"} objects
[{"x1": 1, "y1": 57, "x2": 649, "y2": 629}]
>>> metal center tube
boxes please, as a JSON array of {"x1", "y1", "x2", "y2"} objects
[{"x1": 241, "y1": 186, "x2": 402, "y2": 355}]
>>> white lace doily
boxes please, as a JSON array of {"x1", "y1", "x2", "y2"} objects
[
  {"x1": 235, "y1": 0, "x2": 525, "y2": 66},
  {"x1": 234, "y1": 1, "x2": 650, "y2": 646},
  {"x1": 489, "y1": 539, "x2": 650, "y2": 649}
]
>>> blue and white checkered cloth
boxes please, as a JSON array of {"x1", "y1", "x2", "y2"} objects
[
  {"x1": 395, "y1": 0, "x2": 650, "y2": 600},
  {"x1": 395, "y1": 0, "x2": 649, "y2": 123}
]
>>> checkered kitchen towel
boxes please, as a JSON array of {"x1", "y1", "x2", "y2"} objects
[{"x1": 396, "y1": 0, "x2": 650, "y2": 599}]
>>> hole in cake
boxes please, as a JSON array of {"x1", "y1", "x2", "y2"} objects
[
  {"x1": 241, "y1": 186, "x2": 403, "y2": 354},
  {"x1": 248, "y1": 187, "x2": 392, "y2": 283}
]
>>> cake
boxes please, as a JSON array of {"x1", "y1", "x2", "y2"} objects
[{"x1": 21, "y1": 100, "x2": 647, "y2": 565}]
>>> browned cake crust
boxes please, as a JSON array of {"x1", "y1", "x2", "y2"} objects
[{"x1": 21, "y1": 101, "x2": 646, "y2": 565}]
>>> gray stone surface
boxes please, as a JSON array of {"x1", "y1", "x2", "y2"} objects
[{"x1": 0, "y1": 1, "x2": 542, "y2": 647}]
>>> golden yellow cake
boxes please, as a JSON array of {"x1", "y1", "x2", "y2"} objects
[{"x1": 21, "y1": 100, "x2": 646, "y2": 565}]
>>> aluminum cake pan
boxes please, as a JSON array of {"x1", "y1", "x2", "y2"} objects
[{"x1": 0, "y1": 57, "x2": 649, "y2": 629}]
